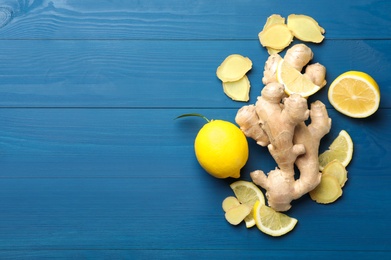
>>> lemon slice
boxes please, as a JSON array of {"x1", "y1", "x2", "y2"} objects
[
  {"x1": 230, "y1": 181, "x2": 265, "y2": 228},
  {"x1": 328, "y1": 71, "x2": 380, "y2": 118},
  {"x1": 253, "y1": 201, "x2": 298, "y2": 237},
  {"x1": 318, "y1": 130, "x2": 353, "y2": 171},
  {"x1": 277, "y1": 59, "x2": 321, "y2": 97}
]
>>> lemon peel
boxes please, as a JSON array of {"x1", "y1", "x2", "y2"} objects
[{"x1": 195, "y1": 120, "x2": 248, "y2": 179}]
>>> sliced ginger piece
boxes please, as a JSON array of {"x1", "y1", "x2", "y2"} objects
[
  {"x1": 222, "y1": 196, "x2": 241, "y2": 212},
  {"x1": 216, "y1": 54, "x2": 252, "y2": 82},
  {"x1": 310, "y1": 174, "x2": 342, "y2": 204},
  {"x1": 263, "y1": 14, "x2": 286, "y2": 30},
  {"x1": 287, "y1": 14, "x2": 325, "y2": 43},
  {"x1": 225, "y1": 203, "x2": 252, "y2": 225},
  {"x1": 222, "y1": 75, "x2": 250, "y2": 102},
  {"x1": 258, "y1": 23, "x2": 293, "y2": 50},
  {"x1": 322, "y1": 159, "x2": 348, "y2": 187},
  {"x1": 262, "y1": 14, "x2": 287, "y2": 54}
]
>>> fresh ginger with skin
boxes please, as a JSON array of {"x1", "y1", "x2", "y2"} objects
[
  {"x1": 262, "y1": 43, "x2": 327, "y2": 88},
  {"x1": 236, "y1": 83, "x2": 331, "y2": 211}
]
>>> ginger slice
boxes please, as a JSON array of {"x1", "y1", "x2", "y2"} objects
[
  {"x1": 322, "y1": 159, "x2": 348, "y2": 187},
  {"x1": 216, "y1": 54, "x2": 252, "y2": 82},
  {"x1": 225, "y1": 203, "x2": 252, "y2": 225},
  {"x1": 263, "y1": 14, "x2": 286, "y2": 30},
  {"x1": 222, "y1": 196, "x2": 241, "y2": 212},
  {"x1": 287, "y1": 14, "x2": 325, "y2": 43},
  {"x1": 309, "y1": 174, "x2": 342, "y2": 204},
  {"x1": 222, "y1": 75, "x2": 250, "y2": 102},
  {"x1": 258, "y1": 23, "x2": 293, "y2": 50},
  {"x1": 262, "y1": 14, "x2": 287, "y2": 54}
]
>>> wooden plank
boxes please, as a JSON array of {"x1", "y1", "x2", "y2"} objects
[
  {"x1": 0, "y1": 108, "x2": 389, "y2": 179},
  {"x1": 0, "y1": 171, "x2": 389, "y2": 252},
  {"x1": 0, "y1": 133, "x2": 389, "y2": 254},
  {"x1": 0, "y1": 39, "x2": 389, "y2": 108},
  {"x1": 0, "y1": 0, "x2": 390, "y2": 40},
  {"x1": 0, "y1": 250, "x2": 388, "y2": 259}
]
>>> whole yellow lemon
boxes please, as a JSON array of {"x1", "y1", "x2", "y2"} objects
[{"x1": 194, "y1": 120, "x2": 249, "y2": 179}]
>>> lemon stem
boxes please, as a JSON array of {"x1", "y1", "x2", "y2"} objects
[{"x1": 175, "y1": 113, "x2": 210, "y2": 122}]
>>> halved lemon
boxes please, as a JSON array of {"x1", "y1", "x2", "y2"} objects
[
  {"x1": 230, "y1": 181, "x2": 265, "y2": 228},
  {"x1": 253, "y1": 201, "x2": 298, "y2": 237},
  {"x1": 328, "y1": 71, "x2": 380, "y2": 118},
  {"x1": 277, "y1": 59, "x2": 321, "y2": 97},
  {"x1": 318, "y1": 130, "x2": 353, "y2": 171}
]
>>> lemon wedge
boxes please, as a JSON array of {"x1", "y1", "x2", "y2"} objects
[
  {"x1": 277, "y1": 59, "x2": 321, "y2": 97},
  {"x1": 318, "y1": 130, "x2": 353, "y2": 171},
  {"x1": 253, "y1": 201, "x2": 298, "y2": 237}
]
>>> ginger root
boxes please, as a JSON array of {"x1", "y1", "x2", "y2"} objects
[
  {"x1": 235, "y1": 83, "x2": 331, "y2": 211},
  {"x1": 262, "y1": 43, "x2": 327, "y2": 89}
]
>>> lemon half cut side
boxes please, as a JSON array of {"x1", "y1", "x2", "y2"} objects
[{"x1": 328, "y1": 71, "x2": 380, "y2": 118}]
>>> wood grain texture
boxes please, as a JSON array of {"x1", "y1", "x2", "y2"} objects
[
  {"x1": 0, "y1": 39, "x2": 389, "y2": 108},
  {"x1": 0, "y1": 0, "x2": 390, "y2": 258},
  {"x1": 0, "y1": 0, "x2": 390, "y2": 40}
]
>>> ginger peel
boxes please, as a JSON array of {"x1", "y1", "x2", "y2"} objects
[{"x1": 236, "y1": 83, "x2": 331, "y2": 211}]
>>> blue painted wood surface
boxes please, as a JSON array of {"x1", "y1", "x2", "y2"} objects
[{"x1": 0, "y1": 0, "x2": 390, "y2": 258}]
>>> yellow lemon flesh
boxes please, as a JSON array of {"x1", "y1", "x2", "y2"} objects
[
  {"x1": 328, "y1": 71, "x2": 380, "y2": 118},
  {"x1": 253, "y1": 201, "x2": 298, "y2": 237},
  {"x1": 194, "y1": 120, "x2": 248, "y2": 179},
  {"x1": 318, "y1": 130, "x2": 353, "y2": 171},
  {"x1": 277, "y1": 60, "x2": 321, "y2": 97},
  {"x1": 230, "y1": 180, "x2": 265, "y2": 228}
]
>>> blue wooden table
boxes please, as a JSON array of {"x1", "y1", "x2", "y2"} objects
[{"x1": 0, "y1": 0, "x2": 390, "y2": 258}]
